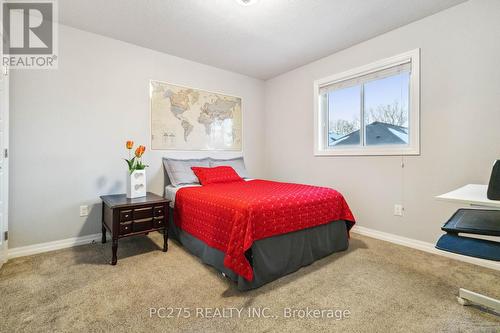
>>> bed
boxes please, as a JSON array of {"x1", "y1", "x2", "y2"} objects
[{"x1": 163, "y1": 157, "x2": 355, "y2": 290}]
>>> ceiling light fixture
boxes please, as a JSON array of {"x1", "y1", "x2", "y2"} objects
[{"x1": 237, "y1": 0, "x2": 259, "y2": 6}]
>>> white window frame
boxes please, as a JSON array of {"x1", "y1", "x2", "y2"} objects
[{"x1": 313, "y1": 49, "x2": 420, "y2": 156}]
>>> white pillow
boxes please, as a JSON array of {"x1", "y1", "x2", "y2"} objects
[
  {"x1": 209, "y1": 157, "x2": 249, "y2": 178},
  {"x1": 163, "y1": 157, "x2": 210, "y2": 187}
]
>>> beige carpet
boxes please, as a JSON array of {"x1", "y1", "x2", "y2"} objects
[{"x1": 1, "y1": 233, "x2": 499, "y2": 333}]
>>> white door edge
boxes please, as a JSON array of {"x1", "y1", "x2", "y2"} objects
[{"x1": 0, "y1": 65, "x2": 9, "y2": 269}]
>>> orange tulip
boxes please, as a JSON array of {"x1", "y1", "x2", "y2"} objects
[
  {"x1": 135, "y1": 145, "x2": 146, "y2": 158},
  {"x1": 126, "y1": 140, "x2": 134, "y2": 149}
]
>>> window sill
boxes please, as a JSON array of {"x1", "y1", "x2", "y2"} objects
[{"x1": 314, "y1": 146, "x2": 420, "y2": 156}]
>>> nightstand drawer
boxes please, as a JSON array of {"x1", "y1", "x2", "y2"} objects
[
  {"x1": 133, "y1": 218, "x2": 152, "y2": 232},
  {"x1": 154, "y1": 206, "x2": 164, "y2": 217},
  {"x1": 119, "y1": 222, "x2": 132, "y2": 235},
  {"x1": 152, "y1": 217, "x2": 165, "y2": 229},
  {"x1": 120, "y1": 210, "x2": 132, "y2": 222},
  {"x1": 133, "y1": 207, "x2": 153, "y2": 220}
]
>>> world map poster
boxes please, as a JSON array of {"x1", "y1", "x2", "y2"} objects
[{"x1": 150, "y1": 80, "x2": 242, "y2": 150}]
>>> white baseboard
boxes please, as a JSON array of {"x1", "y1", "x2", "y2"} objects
[
  {"x1": 351, "y1": 225, "x2": 500, "y2": 271},
  {"x1": 7, "y1": 233, "x2": 102, "y2": 259}
]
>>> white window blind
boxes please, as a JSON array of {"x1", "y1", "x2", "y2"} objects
[{"x1": 318, "y1": 60, "x2": 411, "y2": 95}]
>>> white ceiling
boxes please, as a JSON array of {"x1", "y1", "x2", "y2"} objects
[{"x1": 59, "y1": 0, "x2": 467, "y2": 80}]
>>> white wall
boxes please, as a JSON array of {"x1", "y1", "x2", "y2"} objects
[
  {"x1": 10, "y1": 25, "x2": 265, "y2": 248},
  {"x1": 264, "y1": 0, "x2": 500, "y2": 243}
]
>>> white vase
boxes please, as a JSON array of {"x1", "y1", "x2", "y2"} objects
[{"x1": 126, "y1": 170, "x2": 146, "y2": 198}]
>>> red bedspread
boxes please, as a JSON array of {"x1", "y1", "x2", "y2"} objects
[{"x1": 174, "y1": 180, "x2": 355, "y2": 281}]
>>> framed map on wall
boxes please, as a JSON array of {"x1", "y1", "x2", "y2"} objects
[{"x1": 150, "y1": 80, "x2": 242, "y2": 150}]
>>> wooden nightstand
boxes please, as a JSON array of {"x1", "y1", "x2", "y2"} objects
[{"x1": 100, "y1": 192, "x2": 169, "y2": 265}]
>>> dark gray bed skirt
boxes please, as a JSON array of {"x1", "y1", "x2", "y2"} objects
[{"x1": 168, "y1": 210, "x2": 349, "y2": 290}]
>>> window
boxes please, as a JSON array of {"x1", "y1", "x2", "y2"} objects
[{"x1": 314, "y1": 49, "x2": 420, "y2": 156}]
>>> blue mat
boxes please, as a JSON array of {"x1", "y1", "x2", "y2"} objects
[{"x1": 436, "y1": 234, "x2": 500, "y2": 261}]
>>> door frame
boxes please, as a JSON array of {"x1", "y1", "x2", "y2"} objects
[{"x1": 0, "y1": 65, "x2": 9, "y2": 268}]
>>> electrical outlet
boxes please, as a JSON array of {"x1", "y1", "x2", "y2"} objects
[
  {"x1": 394, "y1": 204, "x2": 404, "y2": 216},
  {"x1": 80, "y1": 205, "x2": 89, "y2": 217}
]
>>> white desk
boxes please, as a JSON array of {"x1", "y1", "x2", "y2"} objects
[
  {"x1": 436, "y1": 184, "x2": 500, "y2": 313},
  {"x1": 437, "y1": 184, "x2": 500, "y2": 209}
]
